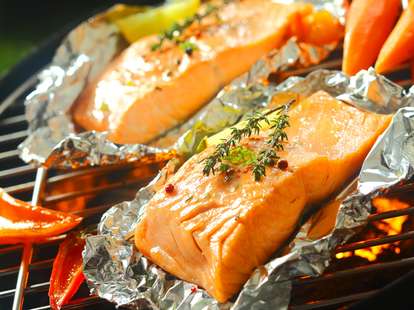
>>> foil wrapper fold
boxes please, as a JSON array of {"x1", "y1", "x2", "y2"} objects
[
  {"x1": 19, "y1": 0, "x2": 341, "y2": 169},
  {"x1": 83, "y1": 68, "x2": 414, "y2": 309}
]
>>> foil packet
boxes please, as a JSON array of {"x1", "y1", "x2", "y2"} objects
[
  {"x1": 18, "y1": 0, "x2": 343, "y2": 169},
  {"x1": 83, "y1": 68, "x2": 414, "y2": 309}
]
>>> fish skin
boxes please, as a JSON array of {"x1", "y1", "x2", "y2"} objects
[
  {"x1": 135, "y1": 91, "x2": 391, "y2": 302},
  {"x1": 72, "y1": 0, "x2": 313, "y2": 144}
]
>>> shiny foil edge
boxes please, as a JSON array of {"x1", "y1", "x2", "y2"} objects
[
  {"x1": 19, "y1": 0, "x2": 342, "y2": 169},
  {"x1": 83, "y1": 68, "x2": 414, "y2": 309}
]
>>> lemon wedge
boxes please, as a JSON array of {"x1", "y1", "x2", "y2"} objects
[{"x1": 111, "y1": 0, "x2": 200, "y2": 43}]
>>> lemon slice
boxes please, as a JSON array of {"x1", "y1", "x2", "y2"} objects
[{"x1": 111, "y1": 0, "x2": 200, "y2": 43}]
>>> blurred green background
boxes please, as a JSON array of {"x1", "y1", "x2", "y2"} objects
[{"x1": 0, "y1": 1, "x2": 117, "y2": 77}]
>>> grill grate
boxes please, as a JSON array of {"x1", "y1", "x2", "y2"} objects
[{"x1": 0, "y1": 46, "x2": 413, "y2": 310}]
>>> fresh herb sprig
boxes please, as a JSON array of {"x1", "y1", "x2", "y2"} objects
[
  {"x1": 151, "y1": 3, "x2": 219, "y2": 52},
  {"x1": 203, "y1": 103, "x2": 291, "y2": 180},
  {"x1": 249, "y1": 108, "x2": 290, "y2": 180},
  {"x1": 203, "y1": 108, "x2": 275, "y2": 176},
  {"x1": 252, "y1": 149, "x2": 277, "y2": 181}
]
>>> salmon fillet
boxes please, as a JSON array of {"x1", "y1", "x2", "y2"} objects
[
  {"x1": 135, "y1": 91, "x2": 391, "y2": 302},
  {"x1": 72, "y1": 0, "x2": 313, "y2": 144}
]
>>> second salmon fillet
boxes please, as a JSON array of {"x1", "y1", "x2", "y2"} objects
[
  {"x1": 135, "y1": 91, "x2": 391, "y2": 302},
  {"x1": 72, "y1": 0, "x2": 313, "y2": 144}
]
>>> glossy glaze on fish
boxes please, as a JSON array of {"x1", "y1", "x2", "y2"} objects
[
  {"x1": 72, "y1": 0, "x2": 313, "y2": 144},
  {"x1": 135, "y1": 91, "x2": 391, "y2": 302}
]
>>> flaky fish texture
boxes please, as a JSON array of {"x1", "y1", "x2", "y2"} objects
[
  {"x1": 135, "y1": 91, "x2": 391, "y2": 302},
  {"x1": 72, "y1": 0, "x2": 313, "y2": 144}
]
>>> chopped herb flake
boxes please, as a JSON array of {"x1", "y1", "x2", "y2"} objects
[
  {"x1": 223, "y1": 146, "x2": 256, "y2": 166},
  {"x1": 179, "y1": 41, "x2": 199, "y2": 55},
  {"x1": 100, "y1": 102, "x2": 109, "y2": 112}
]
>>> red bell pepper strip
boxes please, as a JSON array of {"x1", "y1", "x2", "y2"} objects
[
  {"x1": 49, "y1": 231, "x2": 86, "y2": 310},
  {"x1": 0, "y1": 188, "x2": 82, "y2": 244}
]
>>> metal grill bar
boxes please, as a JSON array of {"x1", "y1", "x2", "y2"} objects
[
  {"x1": 0, "y1": 259, "x2": 54, "y2": 278},
  {"x1": 1, "y1": 236, "x2": 66, "y2": 252},
  {"x1": 0, "y1": 74, "x2": 38, "y2": 117},
  {"x1": 12, "y1": 168, "x2": 47, "y2": 310},
  {"x1": 0, "y1": 115, "x2": 26, "y2": 127},
  {"x1": 368, "y1": 206, "x2": 414, "y2": 221},
  {"x1": 0, "y1": 166, "x2": 36, "y2": 179},
  {"x1": 0, "y1": 150, "x2": 20, "y2": 161},
  {"x1": 291, "y1": 290, "x2": 379, "y2": 310},
  {"x1": 293, "y1": 257, "x2": 414, "y2": 286},
  {"x1": 29, "y1": 295, "x2": 106, "y2": 310},
  {"x1": 6, "y1": 182, "x2": 36, "y2": 195},
  {"x1": 0, "y1": 130, "x2": 27, "y2": 144},
  {"x1": 336, "y1": 231, "x2": 414, "y2": 253}
]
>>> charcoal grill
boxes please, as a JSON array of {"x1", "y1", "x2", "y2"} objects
[{"x1": 1, "y1": 30, "x2": 414, "y2": 310}]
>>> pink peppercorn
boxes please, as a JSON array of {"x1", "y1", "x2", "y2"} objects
[
  {"x1": 165, "y1": 184, "x2": 175, "y2": 194},
  {"x1": 277, "y1": 159, "x2": 289, "y2": 170}
]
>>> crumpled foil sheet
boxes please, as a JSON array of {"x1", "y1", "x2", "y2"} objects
[
  {"x1": 83, "y1": 68, "x2": 414, "y2": 309},
  {"x1": 18, "y1": 0, "x2": 343, "y2": 169},
  {"x1": 42, "y1": 131, "x2": 174, "y2": 169}
]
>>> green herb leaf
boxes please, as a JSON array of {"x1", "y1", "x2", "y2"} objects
[
  {"x1": 100, "y1": 102, "x2": 110, "y2": 112},
  {"x1": 251, "y1": 105, "x2": 290, "y2": 181},
  {"x1": 151, "y1": 42, "x2": 162, "y2": 51},
  {"x1": 179, "y1": 41, "x2": 199, "y2": 55},
  {"x1": 223, "y1": 146, "x2": 256, "y2": 166}
]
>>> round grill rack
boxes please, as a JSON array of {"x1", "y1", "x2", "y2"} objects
[{"x1": 1, "y1": 41, "x2": 414, "y2": 310}]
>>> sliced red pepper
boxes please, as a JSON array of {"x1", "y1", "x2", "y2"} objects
[
  {"x1": 49, "y1": 231, "x2": 86, "y2": 310},
  {"x1": 0, "y1": 188, "x2": 82, "y2": 244}
]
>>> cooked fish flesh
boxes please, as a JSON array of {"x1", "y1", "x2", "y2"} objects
[
  {"x1": 72, "y1": 0, "x2": 313, "y2": 144},
  {"x1": 135, "y1": 91, "x2": 391, "y2": 302}
]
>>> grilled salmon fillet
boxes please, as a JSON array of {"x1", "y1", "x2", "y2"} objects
[
  {"x1": 135, "y1": 91, "x2": 391, "y2": 302},
  {"x1": 72, "y1": 0, "x2": 313, "y2": 144}
]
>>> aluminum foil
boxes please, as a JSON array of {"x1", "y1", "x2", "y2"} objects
[
  {"x1": 83, "y1": 68, "x2": 414, "y2": 309},
  {"x1": 18, "y1": 0, "x2": 343, "y2": 169}
]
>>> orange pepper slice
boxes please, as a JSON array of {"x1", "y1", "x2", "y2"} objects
[
  {"x1": 289, "y1": 8, "x2": 343, "y2": 46},
  {"x1": 343, "y1": 0, "x2": 401, "y2": 75},
  {"x1": 299, "y1": 10, "x2": 344, "y2": 46},
  {"x1": 376, "y1": 0, "x2": 414, "y2": 73},
  {"x1": 0, "y1": 188, "x2": 82, "y2": 244}
]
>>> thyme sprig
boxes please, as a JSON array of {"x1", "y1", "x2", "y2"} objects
[
  {"x1": 250, "y1": 107, "x2": 290, "y2": 180},
  {"x1": 151, "y1": 3, "x2": 219, "y2": 52},
  {"x1": 203, "y1": 108, "x2": 275, "y2": 176},
  {"x1": 203, "y1": 103, "x2": 291, "y2": 180}
]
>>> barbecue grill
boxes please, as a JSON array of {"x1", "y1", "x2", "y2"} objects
[{"x1": 1, "y1": 22, "x2": 414, "y2": 310}]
